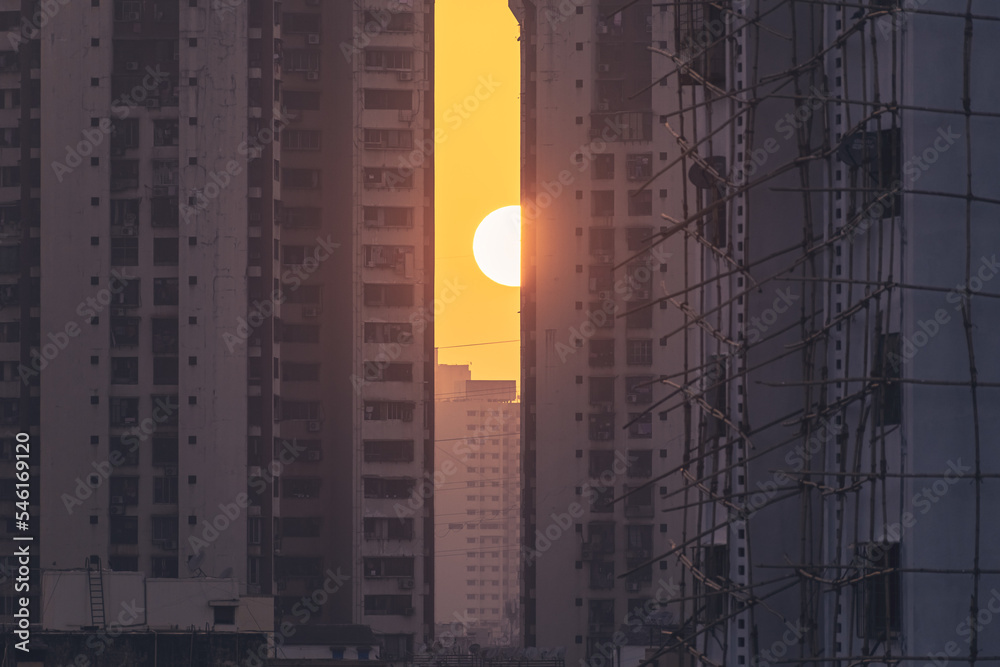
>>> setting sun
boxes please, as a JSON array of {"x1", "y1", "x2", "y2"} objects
[{"x1": 473, "y1": 205, "x2": 521, "y2": 287}]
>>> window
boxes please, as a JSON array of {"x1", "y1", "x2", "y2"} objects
[
  {"x1": 285, "y1": 285, "x2": 321, "y2": 304},
  {"x1": 363, "y1": 10, "x2": 414, "y2": 33},
  {"x1": 111, "y1": 317, "x2": 140, "y2": 348},
  {"x1": 109, "y1": 476, "x2": 139, "y2": 505},
  {"x1": 873, "y1": 333, "x2": 902, "y2": 426},
  {"x1": 363, "y1": 362, "x2": 413, "y2": 382},
  {"x1": 626, "y1": 376, "x2": 654, "y2": 404},
  {"x1": 283, "y1": 477, "x2": 322, "y2": 499},
  {"x1": 150, "y1": 197, "x2": 178, "y2": 227},
  {"x1": 214, "y1": 606, "x2": 236, "y2": 625},
  {"x1": 589, "y1": 560, "x2": 614, "y2": 590},
  {"x1": 697, "y1": 544, "x2": 729, "y2": 622},
  {"x1": 364, "y1": 206, "x2": 413, "y2": 227},
  {"x1": 109, "y1": 516, "x2": 138, "y2": 544},
  {"x1": 111, "y1": 199, "x2": 140, "y2": 230},
  {"x1": 592, "y1": 191, "x2": 615, "y2": 217},
  {"x1": 589, "y1": 377, "x2": 614, "y2": 405},
  {"x1": 626, "y1": 154, "x2": 652, "y2": 181},
  {"x1": 283, "y1": 129, "x2": 321, "y2": 150},
  {"x1": 152, "y1": 160, "x2": 178, "y2": 187},
  {"x1": 364, "y1": 322, "x2": 413, "y2": 344},
  {"x1": 363, "y1": 477, "x2": 415, "y2": 499},
  {"x1": 364, "y1": 167, "x2": 414, "y2": 189},
  {"x1": 588, "y1": 413, "x2": 614, "y2": 441},
  {"x1": 623, "y1": 484, "x2": 654, "y2": 518},
  {"x1": 109, "y1": 397, "x2": 139, "y2": 427},
  {"x1": 111, "y1": 118, "x2": 139, "y2": 150},
  {"x1": 282, "y1": 401, "x2": 320, "y2": 420},
  {"x1": 153, "y1": 357, "x2": 178, "y2": 385},
  {"x1": 626, "y1": 525, "x2": 654, "y2": 562},
  {"x1": 364, "y1": 517, "x2": 414, "y2": 541},
  {"x1": 275, "y1": 556, "x2": 323, "y2": 577},
  {"x1": 364, "y1": 244, "x2": 414, "y2": 270},
  {"x1": 675, "y1": 0, "x2": 726, "y2": 86},
  {"x1": 282, "y1": 168, "x2": 321, "y2": 189},
  {"x1": 364, "y1": 129, "x2": 413, "y2": 150},
  {"x1": 365, "y1": 49, "x2": 413, "y2": 70},
  {"x1": 364, "y1": 284, "x2": 414, "y2": 307},
  {"x1": 281, "y1": 362, "x2": 320, "y2": 381},
  {"x1": 588, "y1": 450, "x2": 615, "y2": 479},
  {"x1": 111, "y1": 238, "x2": 138, "y2": 266},
  {"x1": 627, "y1": 449, "x2": 653, "y2": 476},
  {"x1": 152, "y1": 437, "x2": 178, "y2": 466},
  {"x1": 364, "y1": 595, "x2": 413, "y2": 616},
  {"x1": 114, "y1": 0, "x2": 142, "y2": 21},
  {"x1": 590, "y1": 486, "x2": 614, "y2": 513},
  {"x1": 628, "y1": 189, "x2": 653, "y2": 216},
  {"x1": 364, "y1": 557, "x2": 415, "y2": 578},
  {"x1": 364, "y1": 89, "x2": 412, "y2": 110},
  {"x1": 151, "y1": 557, "x2": 178, "y2": 578},
  {"x1": 589, "y1": 228, "x2": 615, "y2": 259},
  {"x1": 855, "y1": 542, "x2": 901, "y2": 639},
  {"x1": 153, "y1": 120, "x2": 179, "y2": 146},
  {"x1": 589, "y1": 265, "x2": 613, "y2": 293},
  {"x1": 110, "y1": 440, "x2": 139, "y2": 467},
  {"x1": 589, "y1": 339, "x2": 614, "y2": 367},
  {"x1": 628, "y1": 413, "x2": 653, "y2": 439},
  {"x1": 0, "y1": 167, "x2": 18, "y2": 188},
  {"x1": 588, "y1": 599, "x2": 615, "y2": 633},
  {"x1": 626, "y1": 227, "x2": 653, "y2": 251},
  {"x1": 152, "y1": 318, "x2": 178, "y2": 353},
  {"x1": 153, "y1": 278, "x2": 178, "y2": 306},
  {"x1": 153, "y1": 516, "x2": 177, "y2": 549},
  {"x1": 704, "y1": 355, "x2": 727, "y2": 438},
  {"x1": 111, "y1": 357, "x2": 139, "y2": 384},
  {"x1": 593, "y1": 154, "x2": 614, "y2": 180},
  {"x1": 284, "y1": 49, "x2": 321, "y2": 72},
  {"x1": 626, "y1": 339, "x2": 653, "y2": 366},
  {"x1": 153, "y1": 477, "x2": 178, "y2": 503},
  {"x1": 152, "y1": 238, "x2": 178, "y2": 265}
]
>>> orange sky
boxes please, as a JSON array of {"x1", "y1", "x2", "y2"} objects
[{"x1": 434, "y1": 0, "x2": 521, "y2": 387}]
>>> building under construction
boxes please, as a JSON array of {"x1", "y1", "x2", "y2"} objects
[{"x1": 515, "y1": 0, "x2": 1000, "y2": 665}]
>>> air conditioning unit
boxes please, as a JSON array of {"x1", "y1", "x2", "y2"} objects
[
  {"x1": 597, "y1": 101, "x2": 610, "y2": 112},
  {"x1": 111, "y1": 496, "x2": 125, "y2": 505},
  {"x1": 146, "y1": 98, "x2": 159, "y2": 109},
  {"x1": 112, "y1": 307, "x2": 128, "y2": 316},
  {"x1": 597, "y1": 291, "x2": 611, "y2": 300},
  {"x1": 164, "y1": 540, "x2": 178, "y2": 550},
  {"x1": 109, "y1": 506, "x2": 125, "y2": 515},
  {"x1": 302, "y1": 307, "x2": 319, "y2": 318},
  {"x1": 597, "y1": 64, "x2": 611, "y2": 73},
  {"x1": 163, "y1": 466, "x2": 178, "y2": 476},
  {"x1": 627, "y1": 580, "x2": 642, "y2": 592},
  {"x1": 403, "y1": 607, "x2": 415, "y2": 616},
  {"x1": 307, "y1": 33, "x2": 321, "y2": 45},
  {"x1": 306, "y1": 420, "x2": 321, "y2": 432},
  {"x1": 398, "y1": 578, "x2": 415, "y2": 590},
  {"x1": 125, "y1": 61, "x2": 139, "y2": 71},
  {"x1": 305, "y1": 71, "x2": 320, "y2": 81},
  {"x1": 121, "y1": 226, "x2": 137, "y2": 236},
  {"x1": 397, "y1": 71, "x2": 413, "y2": 81},
  {"x1": 306, "y1": 450, "x2": 322, "y2": 462}
]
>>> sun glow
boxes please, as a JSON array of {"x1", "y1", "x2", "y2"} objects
[{"x1": 472, "y1": 205, "x2": 521, "y2": 287}]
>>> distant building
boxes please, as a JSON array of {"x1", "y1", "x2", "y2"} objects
[{"x1": 435, "y1": 364, "x2": 520, "y2": 647}]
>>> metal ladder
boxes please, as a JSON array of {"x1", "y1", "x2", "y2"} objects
[{"x1": 86, "y1": 555, "x2": 106, "y2": 629}]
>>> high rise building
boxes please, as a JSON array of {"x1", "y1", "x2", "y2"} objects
[
  {"x1": 0, "y1": 0, "x2": 434, "y2": 658},
  {"x1": 517, "y1": 1, "x2": 1000, "y2": 667},
  {"x1": 271, "y1": 0, "x2": 436, "y2": 655},
  {"x1": 435, "y1": 364, "x2": 520, "y2": 646},
  {"x1": 510, "y1": 1, "x2": 699, "y2": 663}
]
